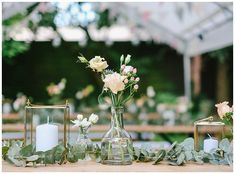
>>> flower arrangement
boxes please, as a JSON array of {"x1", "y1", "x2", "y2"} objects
[
  {"x1": 77, "y1": 54, "x2": 139, "y2": 107},
  {"x1": 78, "y1": 54, "x2": 138, "y2": 165},
  {"x1": 215, "y1": 101, "x2": 233, "y2": 126},
  {"x1": 71, "y1": 113, "x2": 99, "y2": 133}
]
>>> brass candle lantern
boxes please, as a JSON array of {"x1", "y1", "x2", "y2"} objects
[
  {"x1": 24, "y1": 99, "x2": 70, "y2": 151},
  {"x1": 194, "y1": 116, "x2": 225, "y2": 151}
]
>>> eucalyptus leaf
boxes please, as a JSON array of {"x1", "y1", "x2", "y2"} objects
[
  {"x1": 26, "y1": 155, "x2": 39, "y2": 162},
  {"x1": 2, "y1": 146, "x2": 9, "y2": 159},
  {"x1": 219, "y1": 138, "x2": 230, "y2": 152},
  {"x1": 8, "y1": 157, "x2": 26, "y2": 167},
  {"x1": 184, "y1": 150, "x2": 193, "y2": 161},
  {"x1": 153, "y1": 150, "x2": 166, "y2": 165},
  {"x1": 176, "y1": 153, "x2": 185, "y2": 165},
  {"x1": 7, "y1": 142, "x2": 21, "y2": 157},
  {"x1": 19, "y1": 144, "x2": 33, "y2": 157}
]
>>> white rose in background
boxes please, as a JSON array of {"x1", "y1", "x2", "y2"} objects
[
  {"x1": 215, "y1": 101, "x2": 232, "y2": 119},
  {"x1": 103, "y1": 72, "x2": 126, "y2": 94},
  {"x1": 89, "y1": 113, "x2": 99, "y2": 124},
  {"x1": 89, "y1": 56, "x2": 108, "y2": 72}
]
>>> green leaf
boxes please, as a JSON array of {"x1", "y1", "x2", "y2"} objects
[
  {"x1": 8, "y1": 157, "x2": 26, "y2": 167},
  {"x1": 180, "y1": 137, "x2": 194, "y2": 151},
  {"x1": 26, "y1": 155, "x2": 39, "y2": 162},
  {"x1": 2, "y1": 146, "x2": 9, "y2": 159},
  {"x1": 176, "y1": 153, "x2": 185, "y2": 165},
  {"x1": 19, "y1": 144, "x2": 33, "y2": 157},
  {"x1": 53, "y1": 145, "x2": 65, "y2": 162},
  {"x1": 184, "y1": 151, "x2": 193, "y2": 161},
  {"x1": 7, "y1": 142, "x2": 21, "y2": 157},
  {"x1": 219, "y1": 138, "x2": 230, "y2": 152},
  {"x1": 153, "y1": 150, "x2": 166, "y2": 165}
]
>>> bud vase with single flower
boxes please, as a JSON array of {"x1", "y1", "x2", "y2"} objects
[{"x1": 101, "y1": 106, "x2": 133, "y2": 165}]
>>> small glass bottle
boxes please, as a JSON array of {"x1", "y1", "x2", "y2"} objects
[
  {"x1": 101, "y1": 106, "x2": 133, "y2": 165},
  {"x1": 75, "y1": 127, "x2": 92, "y2": 161}
]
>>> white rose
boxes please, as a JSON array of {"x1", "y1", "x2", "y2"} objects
[
  {"x1": 76, "y1": 114, "x2": 83, "y2": 121},
  {"x1": 89, "y1": 56, "x2": 108, "y2": 72},
  {"x1": 123, "y1": 66, "x2": 133, "y2": 74},
  {"x1": 103, "y1": 72, "x2": 126, "y2": 94},
  {"x1": 89, "y1": 113, "x2": 99, "y2": 124},
  {"x1": 215, "y1": 101, "x2": 232, "y2": 119},
  {"x1": 80, "y1": 118, "x2": 91, "y2": 128}
]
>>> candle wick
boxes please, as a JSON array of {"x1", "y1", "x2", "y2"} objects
[{"x1": 207, "y1": 133, "x2": 212, "y2": 139}]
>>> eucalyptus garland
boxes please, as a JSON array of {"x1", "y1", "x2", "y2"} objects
[{"x1": 2, "y1": 138, "x2": 233, "y2": 167}]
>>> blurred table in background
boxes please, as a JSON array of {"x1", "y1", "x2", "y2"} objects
[{"x1": 2, "y1": 113, "x2": 231, "y2": 141}]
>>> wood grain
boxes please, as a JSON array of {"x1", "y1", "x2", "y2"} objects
[{"x1": 2, "y1": 161, "x2": 232, "y2": 172}]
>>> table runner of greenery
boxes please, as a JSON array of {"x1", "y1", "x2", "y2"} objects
[{"x1": 2, "y1": 138, "x2": 232, "y2": 167}]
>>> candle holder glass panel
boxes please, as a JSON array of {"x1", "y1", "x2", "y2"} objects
[
  {"x1": 24, "y1": 100, "x2": 70, "y2": 151},
  {"x1": 194, "y1": 116, "x2": 225, "y2": 151}
]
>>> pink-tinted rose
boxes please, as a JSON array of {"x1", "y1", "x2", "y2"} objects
[
  {"x1": 103, "y1": 72, "x2": 126, "y2": 94},
  {"x1": 215, "y1": 101, "x2": 232, "y2": 119}
]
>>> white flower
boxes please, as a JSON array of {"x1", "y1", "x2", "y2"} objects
[
  {"x1": 89, "y1": 113, "x2": 99, "y2": 124},
  {"x1": 80, "y1": 118, "x2": 91, "y2": 127},
  {"x1": 134, "y1": 84, "x2": 139, "y2": 90},
  {"x1": 71, "y1": 119, "x2": 81, "y2": 127},
  {"x1": 124, "y1": 78, "x2": 129, "y2": 84},
  {"x1": 215, "y1": 101, "x2": 232, "y2": 119},
  {"x1": 89, "y1": 56, "x2": 108, "y2": 72},
  {"x1": 103, "y1": 72, "x2": 126, "y2": 94},
  {"x1": 135, "y1": 77, "x2": 140, "y2": 82},
  {"x1": 130, "y1": 77, "x2": 135, "y2": 81},
  {"x1": 123, "y1": 66, "x2": 134, "y2": 74},
  {"x1": 76, "y1": 114, "x2": 83, "y2": 121}
]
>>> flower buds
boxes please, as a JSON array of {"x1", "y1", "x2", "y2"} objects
[
  {"x1": 125, "y1": 54, "x2": 131, "y2": 64},
  {"x1": 134, "y1": 84, "x2": 139, "y2": 90}
]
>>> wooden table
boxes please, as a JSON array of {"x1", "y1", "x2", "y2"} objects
[{"x1": 2, "y1": 161, "x2": 233, "y2": 172}]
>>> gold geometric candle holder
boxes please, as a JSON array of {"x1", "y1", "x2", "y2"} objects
[
  {"x1": 24, "y1": 99, "x2": 70, "y2": 151},
  {"x1": 194, "y1": 116, "x2": 225, "y2": 151}
]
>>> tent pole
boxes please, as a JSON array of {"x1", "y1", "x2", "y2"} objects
[{"x1": 183, "y1": 48, "x2": 191, "y2": 103}]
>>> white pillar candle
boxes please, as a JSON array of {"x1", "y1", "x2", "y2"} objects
[
  {"x1": 36, "y1": 117, "x2": 58, "y2": 152},
  {"x1": 203, "y1": 137, "x2": 218, "y2": 153}
]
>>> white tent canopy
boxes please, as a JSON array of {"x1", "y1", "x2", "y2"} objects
[{"x1": 2, "y1": 2, "x2": 233, "y2": 102}]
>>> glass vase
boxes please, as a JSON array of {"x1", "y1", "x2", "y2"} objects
[
  {"x1": 75, "y1": 128, "x2": 92, "y2": 161},
  {"x1": 101, "y1": 106, "x2": 133, "y2": 165}
]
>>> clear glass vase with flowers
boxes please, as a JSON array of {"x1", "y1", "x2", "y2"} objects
[
  {"x1": 71, "y1": 113, "x2": 99, "y2": 161},
  {"x1": 77, "y1": 54, "x2": 139, "y2": 165}
]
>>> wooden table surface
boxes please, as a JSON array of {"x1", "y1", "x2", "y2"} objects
[{"x1": 2, "y1": 160, "x2": 233, "y2": 172}]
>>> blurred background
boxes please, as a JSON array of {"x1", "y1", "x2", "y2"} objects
[{"x1": 2, "y1": 2, "x2": 233, "y2": 146}]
